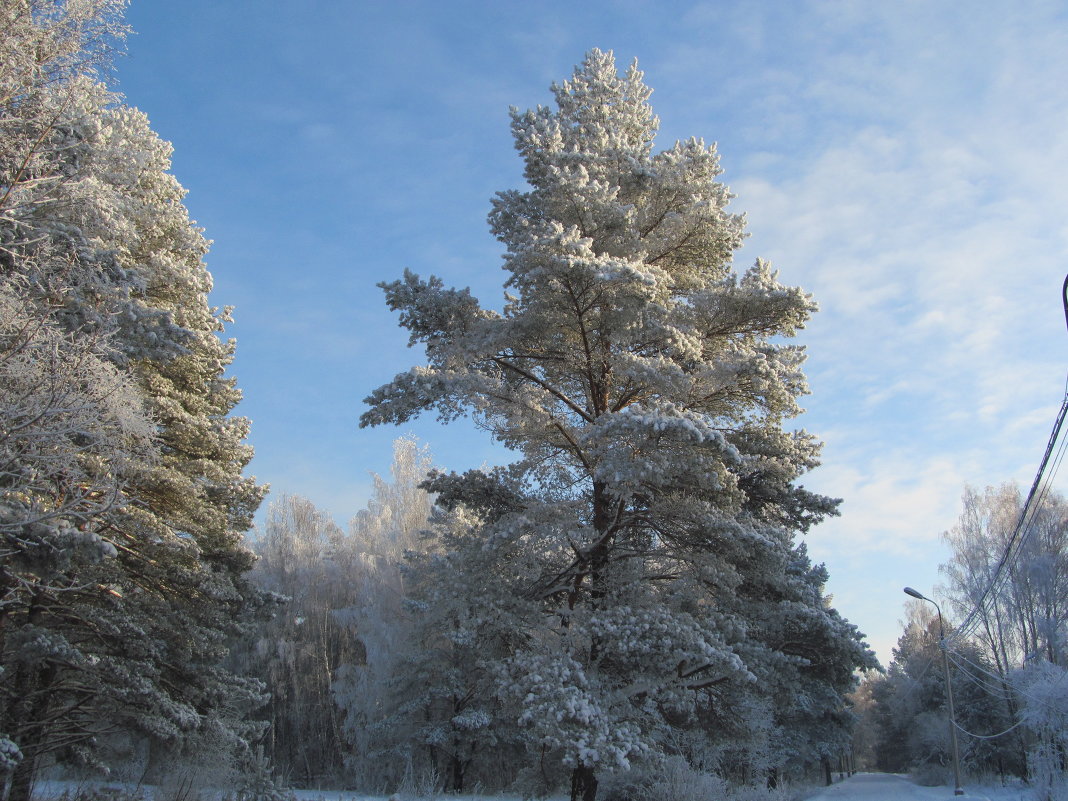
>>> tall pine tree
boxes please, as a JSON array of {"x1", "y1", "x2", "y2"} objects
[
  {"x1": 0, "y1": 2, "x2": 267, "y2": 796},
  {"x1": 363, "y1": 50, "x2": 873, "y2": 799}
]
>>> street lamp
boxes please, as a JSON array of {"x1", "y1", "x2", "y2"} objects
[{"x1": 903, "y1": 587, "x2": 964, "y2": 796}]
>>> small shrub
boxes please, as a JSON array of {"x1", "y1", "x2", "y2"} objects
[
  {"x1": 599, "y1": 757, "x2": 729, "y2": 801},
  {"x1": 394, "y1": 761, "x2": 442, "y2": 800},
  {"x1": 233, "y1": 746, "x2": 294, "y2": 801}
]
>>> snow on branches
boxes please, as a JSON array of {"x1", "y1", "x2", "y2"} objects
[{"x1": 363, "y1": 49, "x2": 873, "y2": 799}]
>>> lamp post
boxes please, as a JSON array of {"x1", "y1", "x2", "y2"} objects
[{"x1": 903, "y1": 586, "x2": 964, "y2": 796}]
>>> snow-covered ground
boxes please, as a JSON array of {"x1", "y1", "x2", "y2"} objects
[
  {"x1": 804, "y1": 773, "x2": 1033, "y2": 801},
  {"x1": 32, "y1": 774, "x2": 1037, "y2": 801}
]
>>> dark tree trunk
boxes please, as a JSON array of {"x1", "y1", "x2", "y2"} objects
[
  {"x1": 6, "y1": 669, "x2": 57, "y2": 801},
  {"x1": 6, "y1": 589, "x2": 57, "y2": 801},
  {"x1": 587, "y1": 481, "x2": 612, "y2": 656},
  {"x1": 7, "y1": 758, "x2": 36, "y2": 801},
  {"x1": 570, "y1": 763, "x2": 598, "y2": 801},
  {"x1": 822, "y1": 756, "x2": 832, "y2": 786},
  {"x1": 449, "y1": 754, "x2": 467, "y2": 793}
]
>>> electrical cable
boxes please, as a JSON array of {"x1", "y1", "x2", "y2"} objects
[
  {"x1": 947, "y1": 647, "x2": 1068, "y2": 712},
  {"x1": 942, "y1": 649, "x2": 1068, "y2": 740},
  {"x1": 946, "y1": 651, "x2": 1014, "y2": 695},
  {"x1": 946, "y1": 657, "x2": 1016, "y2": 700},
  {"x1": 951, "y1": 275, "x2": 1068, "y2": 645},
  {"x1": 948, "y1": 389, "x2": 1068, "y2": 646},
  {"x1": 952, "y1": 717, "x2": 1026, "y2": 740},
  {"x1": 895, "y1": 278, "x2": 1068, "y2": 746}
]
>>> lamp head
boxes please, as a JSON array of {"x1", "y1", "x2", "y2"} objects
[{"x1": 903, "y1": 586, "x2": 927, "y2": 600}]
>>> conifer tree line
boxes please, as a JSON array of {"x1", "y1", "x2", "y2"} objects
[
  {"x1": 853, "y1": 485, "x2": 1068, "y2": 801},
  {"x1": 3, "y1": 2, "x2": 880, "y2": 799}
]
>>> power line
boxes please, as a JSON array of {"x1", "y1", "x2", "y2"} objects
[
  {"x1": 947, "y1": 638, "x2": 1068, "y2": 715},
  {"x1": 948, "y1": 390, "x2": 1068, "y2": 646},
  {"x1": 952, "y1": 717, "x2": 1026, "y2": 740},
  {"x1": 890, "y1": 278, "x2": 1068, "y2": 749},
  {"x1": 946, "y1": 653, "x2": 1015, "y2": 701}
]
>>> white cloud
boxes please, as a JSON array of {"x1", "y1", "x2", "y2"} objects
[
  {"x1": 806, "y1": 451, "x2": 968, "y2": 557},
  {"x1": 712, "y1": 8, "x2": 1068, "y2": 605}
]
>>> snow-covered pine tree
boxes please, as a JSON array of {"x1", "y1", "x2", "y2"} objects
[
  {"x1": 362, "y1": 499, "x2": 528, "y2": 794},
  {"x1": 742, "y1": 550, "x2": 877, "y2": 782},
  {"x1": 89, "y1": 97, "x2": 270, "y2": 784},
  {"x1": 362, "y1": 50, "x2": 870, "y2": 800},
  {"x1": 0, "y1": 2, "x2": 267, "y2": 796}
]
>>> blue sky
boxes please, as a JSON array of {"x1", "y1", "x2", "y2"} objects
[{"x1": 117, "y1": 0, "x2": 1068, "y2": 665}]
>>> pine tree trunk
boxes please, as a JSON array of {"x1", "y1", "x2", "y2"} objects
[
  {"x1": 6, "y1": 670, "x2": 56, "y2": 801},
  {"x1": 5, "y1": 589, "x2": 55, "y2": 801},
  {"x1": 449, "y1": 753, "x2": 465, "y2": 793},
  {"x1": 570, "y1": 764, "x2": 598, "y2": 801}
]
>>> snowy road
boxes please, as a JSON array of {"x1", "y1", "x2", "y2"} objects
[{"x1": 805, "y1": 773, "x2": 998, "y2": 801}]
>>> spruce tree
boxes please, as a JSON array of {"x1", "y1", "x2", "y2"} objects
[{"x1": 363, "y1": 50, "x2": 872, "y2": 799}]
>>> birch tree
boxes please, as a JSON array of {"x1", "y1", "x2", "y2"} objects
[
  {"x1": 333, "y1": 438, "x2": 439, "y2": 789},
  {"x1": 243, "y1": 496, "x2": 355, "y2": 786},
  {"x1": 243, "y1": 439, "x2": 436, "y2": 787},
  {"x1": 942, "y1": 484, "x2": 1068, "y2": 670},
  {"x1": 939, "y1": 484, "x2": 1068, "y2": 788}
]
